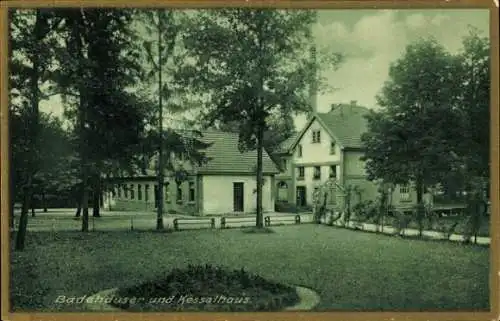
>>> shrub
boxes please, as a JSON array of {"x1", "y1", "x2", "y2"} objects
[{"x1": 352, "y1": 200, "x2": 377, "y2": 223}]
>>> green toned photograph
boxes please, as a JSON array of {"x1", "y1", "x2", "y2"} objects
[{"x1": 7, "y1": 7, "x2": 491, "y2": 313}]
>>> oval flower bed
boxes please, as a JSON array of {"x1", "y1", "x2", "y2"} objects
[{"x1": 110, "y1": 264, "x2": 300, "y2": 312}]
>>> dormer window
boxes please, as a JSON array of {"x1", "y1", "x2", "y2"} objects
[
  {"x1": 282, "y1": 159, "x2": 287, "y2": 171},
  {"x1": 312, "y1": 130, "x2": 321, "y2": 143}
]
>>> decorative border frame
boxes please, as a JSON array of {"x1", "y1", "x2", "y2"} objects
[{"x1": 0, "y1": 1, "x2": 498, "y2": 321}]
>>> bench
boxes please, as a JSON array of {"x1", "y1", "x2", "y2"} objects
[
  {"x1": 220, "y1": 216, "x2": 255, "y2": 229},
  {"x1": 173, "y1": 218, "x2": 215, "y2": 231},
  {"x1": 265, "y1": 215, "x2": 301, "y2": 227}
]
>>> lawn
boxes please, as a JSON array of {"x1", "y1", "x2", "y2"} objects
[{"x1": 10, "y1": 224, "x2": 489, "y2": 312}]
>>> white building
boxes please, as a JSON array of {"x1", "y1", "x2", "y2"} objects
[{"x1": 103, "y1": 130, "x2": 279, "y2": 215}]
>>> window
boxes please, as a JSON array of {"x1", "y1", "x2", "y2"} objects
[
  {"x1": 297, "y1": 166, "x2": 305, "y2": 180},
  {"x1": 117, "y1": 186, "x2": 122, "y2": 198},
  {"x1": 313, "y1": 166, "x2": 321, "y2": 180},
  {"x1": 312, "y1": 130, "x2": 321, "y2": 143},
  {"x1": 138, "y1": 184, "x2": 142, "y2": 200},
  {"x1": 177, "y1": 184, "x2": 183, "y2": 203},
  {"x1": 130, "y1": 184, "x2": 135, "y2": 200},
  {"x1": 400, "y1": 185, "x2": 410, "y2": 201},
  {"x1": 123, "y1": 185, "x2": 128, "y2": 198},
  {"x1": 297, "y1": 144, "x2": 303, "y2": 157},
  {"x1": 111, "y1": 187, "x2": 116, "y2": 197},
  {"x1": 329, "y1": 165, "x2": 337, "y2": 178},
  {"x1": 189, "y1": 181, "x2": 195, "y2": 202},
  {"x1": 282, "y1": 159, "x2": 287, "y2": 171},
  {"x1": 400, "y1": 185, "x2": 410, "y2": 193},
  {"x1": 165, "y1": 182, "x2": 170, "y2": 203},
  {"x1": 330, "y1": 141, "x2": 336, "y2": 154},
  {"x1": 145, "y1": 184, "x2": 149, "y2": 202}
]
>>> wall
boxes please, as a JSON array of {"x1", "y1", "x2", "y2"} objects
[
  {"x1": 201, "y1": 174, "x2": 274, "y2": 215},
  {"x1": 290, "y1": 119, "x2": 342, "y2": 206},
  {"x1": 103, "y1": 177, "x2": 198, "y2": 214},
  {"x1": 293, "y1": 119, "x2": 341, "y2": 165},
  {"x1": 276, "y1": 155, "x2": 294, "y2": 179}
]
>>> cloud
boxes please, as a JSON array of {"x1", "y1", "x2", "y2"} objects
[{"x1": 311, "y1": 10, "x2": 409, "y2": 115}]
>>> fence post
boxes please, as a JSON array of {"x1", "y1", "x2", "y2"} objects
[
  {"x1": 220, "y1": 217, "x2": 226, "y2": 229},
  {"x1": 130, "y1": 217, "x2": 134, "y2": 231},
  {"x1": 295, "y1": 215, "x2": 301, "y2": 224},
  {"x1": 210, "y1": 218, "x2": 215, "y2": 229},
  {"x1": 265, "y1": 216, "x2": 271, "y2": 227},
  {"x1": 173, "y1": 218, "x2": 179, "y2": 231}
]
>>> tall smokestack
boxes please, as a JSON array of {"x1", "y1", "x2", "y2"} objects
[{"x1": 309, "y1": 45, "x2": 318, "y2": 114}]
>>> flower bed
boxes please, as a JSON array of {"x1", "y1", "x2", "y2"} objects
[{"x1": 111, "y1": 264, "x2": 300, "y2": 312}]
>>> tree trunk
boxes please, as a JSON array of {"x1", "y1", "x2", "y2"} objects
[
  {"x1": 42, "y1": 191, "x2": 47, "y2": 212},
  {"x1": 15, "y1": 183, "x2": 32, "y2": 251},
  {"x1": 81, "y1": 182, "x2": 89, "y2": 232},
  {"x1": 255, "y1": 124, "x2": 264, "y2": 228},
  {"x1": 416, "y1": 177, "x2": 424, "y2": 237},
  {"x1": 156, "y1": 13, "x2": 165, "y2": 230},
  {"x1": 75, "y1": 186, "x2": 82, "y2": 217},
  {"x1": 16, "y1": 10, "x2": 45, "y2": 250},
  {"x1": 92, "y1": 176, "x2": 101, "y2": 217},
  {"x1": 31, "y1": 197, "x2": 35, "y2": 217}
]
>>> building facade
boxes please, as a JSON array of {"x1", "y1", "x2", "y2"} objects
[
  {"x1": 103, "y1": 131, "x2": 279, "y2": 215},
  {"x1": 274, "y1": 101, "x2": 432, "y2": 211}
]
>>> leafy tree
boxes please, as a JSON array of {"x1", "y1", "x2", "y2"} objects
[
  {"x1": 9, "y1": 9, "x2": 62, "y2": 250},
  {"x1": 180, "y1": 9, "x2": 343, "y2": 227},
  {"x1": 138, "y1": 9, "x2": 189, "y2": 230},
  {"x1": 452, "y1": 28, "x2": 490, "y2": 243},
  {"x1": 455, "y1": 27, "x2": 490, "y2": 180},
  {"x1": 361, "y1": 38, "x2": 464, "y2": 236},
  {"x1": 51, "y1": 8, "x2": 148, "y2": 230}
]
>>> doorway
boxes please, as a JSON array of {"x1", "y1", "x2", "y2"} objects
[{"x1": 233, "y1": 182, "x2": 244, "y2": 212}]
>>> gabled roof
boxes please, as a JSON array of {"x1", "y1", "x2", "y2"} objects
[
  {"x1": 195, "y1": 130, "x2": 280, "y2": 174},
  {"x1": 289, "y1": 104, "x2": 370, "y2": 152}
]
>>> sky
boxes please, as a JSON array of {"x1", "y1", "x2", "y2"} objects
[{"x1": 38, "y1": 8, "x2": 490, "y2": 131}]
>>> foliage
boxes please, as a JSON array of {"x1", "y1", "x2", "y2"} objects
[
  {"x1": 113, "y1": 264, "x2": 299, "y2": 311},
  {"x1": 352, "y1": 200, "x2": 378, "y2": 222},
  {"x1": 361, "y1": 38, "x2": 464, "y2": 192},
  {"x1": 9, "y1": 8, "x2": 64, "y2": 249},
  {"x1": 361, "y1": 31, "x2": 490, "y2": 238},
  {"x1": 391, "y1": 211, "x2": 412, "y2": 236},
  {"x1": 180, "y1": 9, "x2": 343, "y2": 227}
]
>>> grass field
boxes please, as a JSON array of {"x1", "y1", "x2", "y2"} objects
[{"x1": 10, "y1": 224, "x2": 489, "y2": 312}]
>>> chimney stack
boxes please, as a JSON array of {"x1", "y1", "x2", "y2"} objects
[
  {"x1": 309, "y1": 45, "x2": 318, "y2": 114},
  {"x1": 350, "y1": 100, "x2": 357, "y2": 106}
]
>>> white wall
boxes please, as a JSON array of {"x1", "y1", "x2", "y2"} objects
[
  {"x1": 293, "y1": 119, "x2": 341, "y2": 165},
  {"x1": 202, "y1": 175, "x2": 274, "y2": 215},
  {"x1": 291, "y1": 119, "x2": 342, "y2": 205}
]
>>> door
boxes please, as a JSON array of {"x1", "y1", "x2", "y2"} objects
[
  {"x1": 296, "y1": 186, "x2": 306, "y2": 207},
  {"x1": 233, "y1": 182, "x2": 244, "y2": 212}
]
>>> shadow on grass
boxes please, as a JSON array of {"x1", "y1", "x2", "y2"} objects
[{"x1": 241, "y1": 227, "x2": 275, "y2": 234}]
